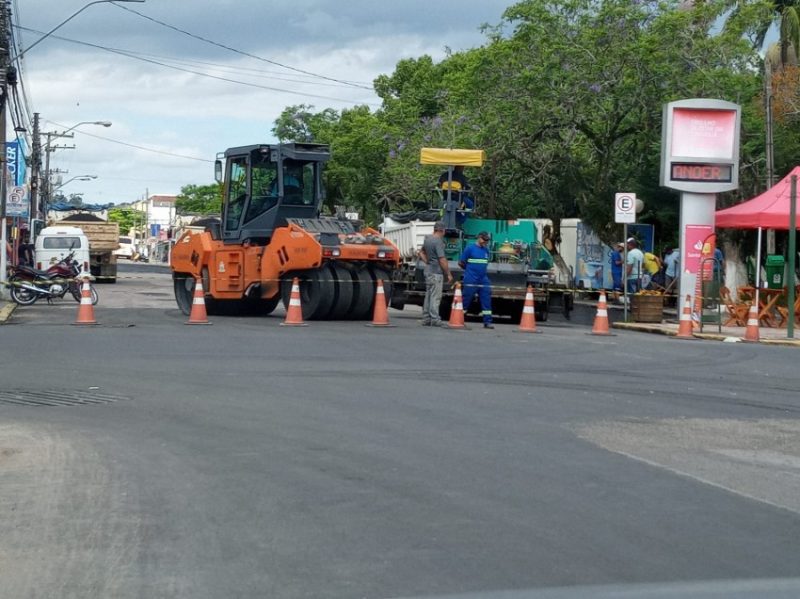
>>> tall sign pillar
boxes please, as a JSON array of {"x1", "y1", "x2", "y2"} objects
[{"x1": 660, "y1": 99, "x2": 741, "y2": 309}]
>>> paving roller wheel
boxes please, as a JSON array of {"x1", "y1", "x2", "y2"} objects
[
  {"x1": 280, "y1": 268, "x2": 336, "y2": 320},
  {"x1": 347, "y1": 267, "x2": 374, "y2": 320},
  {"x1": 328, "y1": 263, "x2": 355, "y2": 319}
]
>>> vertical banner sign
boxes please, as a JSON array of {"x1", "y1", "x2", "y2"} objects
[
  {"x1": 6, "y1": 140, "x2": 29, "y2": 217},
  {"x1": 684, "y1": 225, "x2": 714, "y2": 275}
]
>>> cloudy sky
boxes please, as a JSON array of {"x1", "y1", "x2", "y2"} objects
[{"x1": 13, "y1": 0, "x2": 512, "y2": 206}]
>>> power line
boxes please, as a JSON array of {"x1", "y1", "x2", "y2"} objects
[
  {"x1": 14, "y1": 25, "x2": 380, "y2": 107},
  {"x1": 118, "y1": 50, "x2": 372, "y2": 89},
  {"x1": 46, "y1": 119, "x2": 214, "y2": 163},
  {"x1": 110, "y1": 2, "x2": 373, "y2": 91}
]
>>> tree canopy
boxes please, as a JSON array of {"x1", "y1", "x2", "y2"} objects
[
  {"x1": 182, "y1": 0, "x2": 800, "y2": 247},
  {"x1": 175, "y1": 183, "x2": 223, "y2": 216}
]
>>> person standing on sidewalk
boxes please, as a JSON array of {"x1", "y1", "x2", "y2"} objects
[
  {"x1": 459, "y1": 231, "x2": 494, "y2": 329},
  {"x1": 626, "y1": 237, "x2": 644, "y2": 294},
  {"x1": 418, "y1": 221, "x2": 453, "y2": 327},
  {"x1": 611, "y1": 242, "x2": 624, "y2": 302}
]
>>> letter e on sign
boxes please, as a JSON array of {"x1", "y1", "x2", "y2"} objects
[{"x1": 615, "y1": 192, "x2": 636, "y2": 224}]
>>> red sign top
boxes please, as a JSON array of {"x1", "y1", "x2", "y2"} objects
[{"x1": 671, "y1": 108, "x2": 737, "y2": 160}]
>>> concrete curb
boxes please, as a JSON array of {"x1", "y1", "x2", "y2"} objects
[
  {"x1": 612, "y1": 322, "x2": 675, "y2": 337},
  {"x1": 0, "y1": 302, "x2": 16, "y2": 324},
  {"x1": 613, "y1": 321, "x2": 800, "y2": 346}
]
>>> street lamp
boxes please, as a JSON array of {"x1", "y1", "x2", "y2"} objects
[
  {"x1": 54, "y1": 121, "x2": 112, "y2": 138},
  {"x1": 10, "y1": 1, "x2": 146, "y2": 63},
  {"x1": 52, "y1": 175, "x2": 98, "y2": 192}
]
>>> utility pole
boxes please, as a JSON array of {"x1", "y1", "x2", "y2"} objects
[
  {"x1": 41, "y1": 132, "x2": 75, "y2": 219},
  {"x1": 765, "y1": 60, "x2": 776, "y2": 256},
  {"x1": 0, "y1": 0, "x2": 10, "y2": 299},
  {"x1": 30, "y1": 112, "x2": 40, "y2": 220}
]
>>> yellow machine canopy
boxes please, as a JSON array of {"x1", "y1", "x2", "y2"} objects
[{"x1": 419, "y1": 147, "x2": 485, "y2": 167}]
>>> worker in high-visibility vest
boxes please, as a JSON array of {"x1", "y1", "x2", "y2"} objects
[{"x1": 458, "y1": 231, "x2": 493, "y2": 329}]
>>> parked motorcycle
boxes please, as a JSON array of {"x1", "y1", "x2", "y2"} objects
[{"x1": 7, "y1": 251, "x2": 99, "y2": 306}]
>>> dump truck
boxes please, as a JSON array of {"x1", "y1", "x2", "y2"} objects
[
  {"x1": 385, "y1": 148, "x2": 573, "y2": 322},
  {"x1": 56, "y1": 213, "x2": 120, "y2": 282},
  {"x1": 170, "y1": 143, "x2": 400, "y2": 319}
]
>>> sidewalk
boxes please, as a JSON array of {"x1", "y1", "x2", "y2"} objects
[
  {"x1": 614, "y1": 319, "x2": 800, "y2": 346},
  {"x1": 0, "y1": 301, "x2": 15, "y2": 324}
]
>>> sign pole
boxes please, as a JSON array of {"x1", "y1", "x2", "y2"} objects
[
  {"x1": 623, "y1": 223, "x2": 628, "y2": 321},
  {"x1": 615, "y1": 193, "x2": 636, "y2": 321},
  {"x1": 788, "y1": 175, "x2": 796, "y2": 338}
]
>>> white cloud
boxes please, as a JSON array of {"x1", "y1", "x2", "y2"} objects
[{"x1": 15, "y1": 0, "x2": 510, "y2": 204}]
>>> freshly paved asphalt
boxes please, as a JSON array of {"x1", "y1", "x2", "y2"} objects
[{"x1": 1, "y1": 263, "x2": 799, "y2": 598}]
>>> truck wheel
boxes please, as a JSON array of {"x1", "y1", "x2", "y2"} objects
[
  {"x1": 563, "y1": 292, "x2": 573, "y2": 319},
  {"x1": 535, "y1": 302, "x2": 549, "y2": 322},
  {"x1": 439, "y1": 296, "x2": 453, "y2": 321}
]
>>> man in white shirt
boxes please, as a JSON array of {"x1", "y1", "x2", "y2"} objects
[{"x1": 626, "y1": 237, "x2": 644, "y2": 294}]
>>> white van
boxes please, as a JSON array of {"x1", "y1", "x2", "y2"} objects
[
  {"x1": 113, "y1": 236, "x2": 135, "y2": 259},
  {"x1": 34, "y1": 226, "x2": 91, "y2": 275}
]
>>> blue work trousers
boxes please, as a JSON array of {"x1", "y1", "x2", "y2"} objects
[{"x1": 462, "y1": 276, "x2": 492, "y2": 324}]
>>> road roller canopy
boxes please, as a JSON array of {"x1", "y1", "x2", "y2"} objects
[{"x1": 419, "y1": 147, "x2": 485, "y2": 167}]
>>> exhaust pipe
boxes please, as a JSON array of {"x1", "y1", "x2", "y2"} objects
[{"x1": 19, "y1": 282, "x2": 53, "y2": 296}]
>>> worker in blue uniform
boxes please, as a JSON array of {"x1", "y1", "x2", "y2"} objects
[{"x1": 459, "y1": 231, "x2": 494, "y2": 329}]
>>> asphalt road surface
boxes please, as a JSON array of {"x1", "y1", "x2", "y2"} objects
[{"x1": 1, "y1": 262, "x2": 800, "y2": 598}]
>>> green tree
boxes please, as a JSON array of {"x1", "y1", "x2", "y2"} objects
[
  {"x1": 108, "y1": 206, "x2": 146, "y2": 235},
  {"x1": 175, "y1": 183, "x2": 223, "y2": 215},
  {"x1": 272, "y1": 104, "x2": 339, "y2": 142}
]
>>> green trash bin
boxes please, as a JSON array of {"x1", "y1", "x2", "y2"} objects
[{"x1": 765, "y1": 255, "x2": 785, "y2": 289}]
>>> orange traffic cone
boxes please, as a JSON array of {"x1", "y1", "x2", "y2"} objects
[
  {"x1": 516, "y1": 285, "x2": 540, "y2": 333},
  {"x1": 74, "y1": 278, "x2": 97, "y2": 326},
  {"x1": 447, "y1": 283, "x2": 467, "y2": 329},
  {"x1": 743, "y1": 301, "x2": 760, "y2": 343},
  {"x1": 675, "y1": 294, "x2": 696, "y2": 340},
  {"x1": 589, "y1": 291, "x2": 614, "y2": 336},
  {"x1": 366, "y1": 279, "x2": 395, "y2": 327},
  {"x1": 280, "y1": 277, "x2": 308, "y2": 327},
  {"x1": 186, "y1": 277, "x2": 211, "y2": 325}
]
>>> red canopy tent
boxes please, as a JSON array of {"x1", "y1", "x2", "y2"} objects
[
  {"x1": 716, "y1": 166, "x2": 800, "y2": 229},
  {"x1": 715, "y1": 166, "x2": 800, "y2": 293}
]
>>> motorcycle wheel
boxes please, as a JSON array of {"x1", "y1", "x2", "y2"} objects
[{"x1": 9, "y1": 276, "x2": 39, "y2": 305}]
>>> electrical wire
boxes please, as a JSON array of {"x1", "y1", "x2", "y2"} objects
[
  {"x1": 110, "y1": 2, "x2": 373, "y2": 90},
  {"x1": 10, "y1": 0, "x2": 34, "y2": 135},
  {"x1": 14, "y1": 26, "x2": 380, "y2": 107},
  {"x1": 112, "y1": 50, "x2": 372, "y2": 90},
  {"x1": 45, "y1": 120, "x2": 214, "y2": 163}
]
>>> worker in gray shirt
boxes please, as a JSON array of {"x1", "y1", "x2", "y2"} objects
[{"x1": 417, "y1": 221, "x2": 454, "y2": 327}]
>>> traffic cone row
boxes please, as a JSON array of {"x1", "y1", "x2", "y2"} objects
[
  {"x1": 186, "y1": 278, "x2": 211, "y2": 325},
  {"x1": 516, "y1": 286, "x2": 539, "y2": 333},
  {"x1": 589, "y1": 291, "x2": 613, "y2": 336},
  {"x1": 74, "y1": 278, "x2": 97, "y2": 326},
  {"x1": 743, "y1": 301, "x2": 760, "y2": 343},
  {"x1": 281, "y1": 277, "x2": 307, "y2": 327},
  {"x1": 674, "y1": 294, "x2": 696, "y2": 340},
  {"x1": 448, "y1": 284, "x2": 466, "y2": 329}
]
